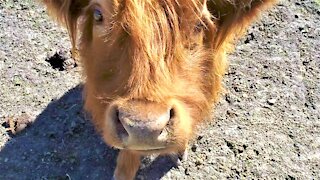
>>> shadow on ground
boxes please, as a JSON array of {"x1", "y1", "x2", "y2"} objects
[{"x1": 0, "y1": 85, "x2": 176, "y2": 179}]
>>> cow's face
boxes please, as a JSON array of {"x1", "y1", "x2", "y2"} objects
[
  {"x1": 43, "y1": 0, "x2": 276, "y2": 154},
  {"x1": 81, "y1": 0, "x2": 213, "y2": 153}
]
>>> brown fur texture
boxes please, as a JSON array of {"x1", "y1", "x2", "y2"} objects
[{"x1": 41, "y1": 0, "x2": 276, "y2": 179}]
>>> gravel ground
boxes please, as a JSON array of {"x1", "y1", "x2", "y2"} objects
[{"x1": 0, "y1": 0, "x2": 319, "y2": 179}]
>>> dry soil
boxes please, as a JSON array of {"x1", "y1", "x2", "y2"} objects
[{"x1": 0, "y1": 0, "x2": 319, "y2": 179}]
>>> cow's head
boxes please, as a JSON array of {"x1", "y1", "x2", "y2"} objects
[{"x1": 43, "y1": 0, "x2": 275, "y2": 154}]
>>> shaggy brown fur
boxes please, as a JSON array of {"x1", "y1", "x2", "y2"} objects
[{"x1": 42, "y1": 0, "x2": 276, "y2": 179}]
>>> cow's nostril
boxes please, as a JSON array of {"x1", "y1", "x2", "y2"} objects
[
  {"x1": 114, "y1": 108, "x2": 128, "y2": 139},
  {"x1": 169, "y1": 108, "x2": 175, "y2": 119},
  {"x1": 165, "y1": 107, "x2": 175, "y2": 128},
  {"x1": 169, "y1": 107, "x2": 176, "y2": 122}
]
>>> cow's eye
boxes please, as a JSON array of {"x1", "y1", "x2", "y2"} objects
[{"x1": 93, "y1": 8, "x2": 103, "y2": 22}]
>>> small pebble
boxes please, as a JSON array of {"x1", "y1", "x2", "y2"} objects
[
  {"x1": 267, "y1": 98, "x2": 277, "y2": 105},
  {"x1": 185, "y1": 168, "x2": 190, "y2": 175},
  {"x1": 191, "y1": 144, "x2": 198, "y2": 152},
  {"x1": 195, "y1": 158, "x2": 203, "y2": 166}
]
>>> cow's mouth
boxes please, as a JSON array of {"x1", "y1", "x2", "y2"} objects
[
  {"x1": 115, "y1": 144, "x2": 169, "y2": 154},
  {"x1": 132, "y1": 147, "x2": 166, "y2": 151},
  {"x1": 122, "y1": 145, "x2": 167, "y2": 151},
  {"x1": 133, "y1": 148, "x2": 168, "y2": 154}
]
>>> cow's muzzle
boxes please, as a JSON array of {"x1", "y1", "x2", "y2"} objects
[{"x1": 108, "y1": 100, "x2": 175, "y2": 150}]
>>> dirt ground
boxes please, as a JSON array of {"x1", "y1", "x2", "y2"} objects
[{"x1": 0, "y1": 0, "x2": 319, "y2": 179}]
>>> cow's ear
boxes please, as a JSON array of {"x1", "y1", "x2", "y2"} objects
[
  {"x1": 42, "y1": 0, "x2": 89, "y2": 53},
  {"x1": 206, "y1": 0, "x2": 277, "y2": 49}
]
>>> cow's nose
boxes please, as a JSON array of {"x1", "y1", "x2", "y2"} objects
[{"x1": 111, "y1": 102, "x2": 174, "y2": 149}]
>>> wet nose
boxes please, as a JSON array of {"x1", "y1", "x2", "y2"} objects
[{"x1": 111, "y1": 101, "x2": 174, "y2": 149}]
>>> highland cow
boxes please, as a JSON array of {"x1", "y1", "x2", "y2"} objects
[{"x1": 42, "y1": 0, "x2": 276, "y2": 179}]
